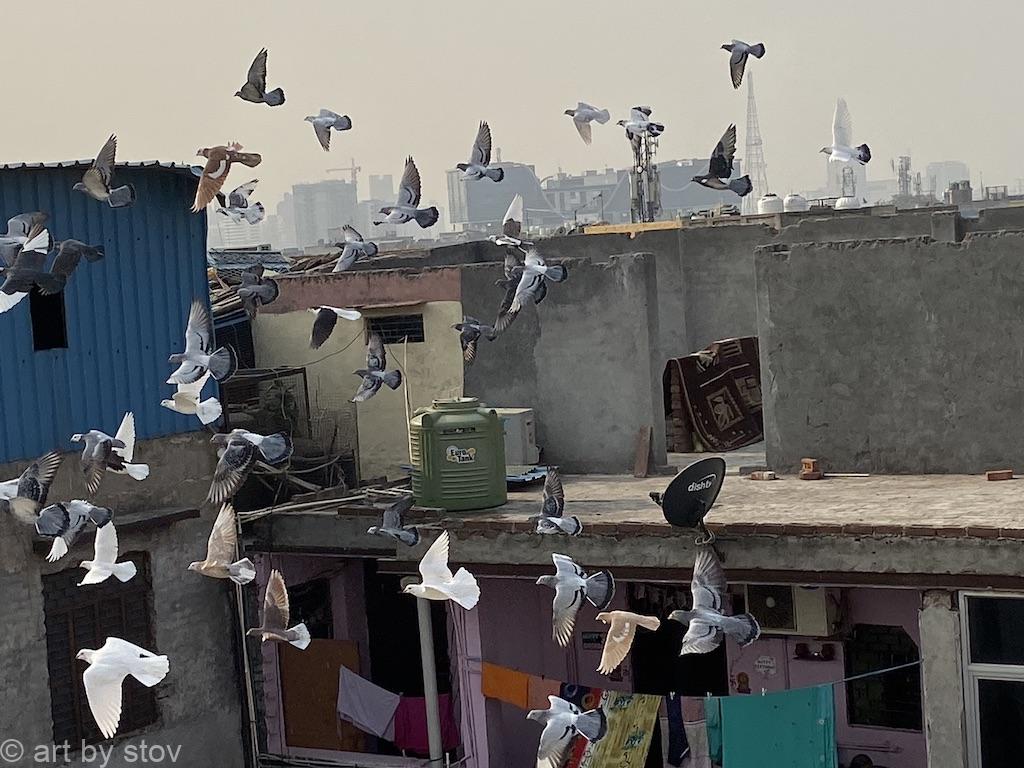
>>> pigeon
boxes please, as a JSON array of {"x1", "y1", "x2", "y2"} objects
[
  {"x1": 721, "y1": 40, "x2": 765, "y2": 89},
  {"x1": 332, "y1": 225, "x2": 379, "y2": 273},
  {"x1": 191, "y1": 143, "x2": 263, "y2": 213},
  {"x1": 207, "y1": 429, "x2": 293, "y2": 504},
  {"x1": 308, "y1": 306, "x2": 362, "y2": 350},
  {"x1": 215, "y1": 179, "x2": 265, "y2": 225},
  {"x1": 187, "y1": 503, "x2": 257, "y2": 584},
  {"x1": 246, "y1": 569, "x2": 312, "y2": 649},
  {"x1": 821, "y1": 98, "x2": 871, "y2": 165},
  {"x1": 494, "y1": 251, "x2": 525, "y2": 326},
  {"x1": 564, "y1": 102, "x2": 611, "y2": 145},
  {"x1": 367, "y1": 493, "x2": 420, "y2": 546},
  {"x1": 527, "y1": 695, "x2": 607, "y2": 768},
  {"x1": 0, "y1": 450, "x2": 62, "y2": 524},
  {"x1": 79, "y1": 521, "x2": 137, "y2": 586},
  {"x1": 236, "y1": 264, "x2": 279, "y2": 318},
  {"x1": 36, "y1": 499, "x2": 113, "y2": 563},
  {"x1": 530, "y1": 467, "x2": 583, "y2": 536},
  {"x1": 374, "y1": 157, "x2": 439, "y2": 228},
  {"x1": 537, "y1": 554, "x2": 615, "y2": 647},
  {"x1": 0, "y1": 225, "x2": 55, "y2": 296},
  {"x1": 487, "y1": 194, "x2": 532, "y2": 250},
  {"x1": 45, "y1": 239, "x2": 106, "y2": 294},
  {"x1": 692, "y1": 124, "x2": 753, "y2": 197},
  {"x1": 669, "y1": 546, "x2": 761, "y2": 654},
  {"x1": 352, "y1": 333, "x2": 402, "y2": 402},
  {"x1": 617, "y1": 106, "x2": 665, "y2": 140},
  {"x1": 452, "y1": 316, "x2": 497, "y2": 364},
  {"x1": 495, "y1": 250, "x2": 568, "y2": 333},
  {"x1": 160, "y1": 370, "x2": 223, "y2": 425},
  {"x1": 71, "y1": 413, "x2": 150, "y2": 497},
  {"x1": 78, "y1": 637, "x2": 170, "y2": 739},
  {"x1": 0, "y1": 211, "x2": 48, "y2": 266},
  {"x1": 73, "y1": 134, "x2": 137, "y2": 208},
  {"x1": 168, "y1": 299, "x2": 238, "y2": 384},
  {"x1": 595, "y1": 611, "x2": 660, "y2": 675},
  {"x1": 402, "y1": 530, "x2": 480, "y2": 609},
  {"x1": 457, "y1": 121, "x2": 504, "y2": 182},
  {"x1": 305, "y1": 109, "x2": 352, "y2": 151},
  {"x1": 235, "y1": 48, "x2": 285, "y2": 106}
]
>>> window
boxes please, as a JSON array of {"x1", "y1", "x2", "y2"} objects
[
  {"x1": 30, "y1": 289, "x2": 68, "y2": 350},
  {"x1": 366, "y1": 314, "x2": 425, "y2": 345},
  {"x1": 42, "y1": 552, "x2": 157, "y2": 745},
  {"x1": 844, "y1": 624, "x2": 922, "y2": 730}
]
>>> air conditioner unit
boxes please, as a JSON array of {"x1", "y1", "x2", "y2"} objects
[
  {"x1": 742, "y1": 585, "x2": 836, "y2": 637},
  {"x1": 494, "y1": 408, "x2": 540, "y2": 466}
]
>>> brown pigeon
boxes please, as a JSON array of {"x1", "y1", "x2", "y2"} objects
[{"x1": 191, "y1": 143, "x2": 262, "y2": 213}]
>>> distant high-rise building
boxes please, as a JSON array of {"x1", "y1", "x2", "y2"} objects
[
  {"x1": 292, "y1": 179, "x2": 358, "y2": 248},
  {"x1": 926, "y1": 161, "x2": 970, "y2": 199},
  {"x1": 369, "y1": 174, "x2": 394, "y2": 202},
  {"x1": 447, "y1": 163, "x2": 564, "y2": 233},
  {"x1": 742, "y1": 73, "x2": 769, "y2": 214},
  {"x1": 273, "y1": 192, "x2": 296, "y2": 250}
]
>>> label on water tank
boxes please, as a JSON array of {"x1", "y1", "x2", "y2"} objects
[{"x1": 445, "y1": 446, "x2": 477, "y2": 464}]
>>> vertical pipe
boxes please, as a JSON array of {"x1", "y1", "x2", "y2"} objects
[{"x1": 404, "y1": 577, "x2": 444, "y2": 763}]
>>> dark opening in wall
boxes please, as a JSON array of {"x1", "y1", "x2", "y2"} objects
[
  {"x1": 845, "y1": 623, "x2": 922, "y2": 730},
  {"x1": 30, "y1": 289, "x2": 68, "y2": 350},
  {"x1": 366, "y1": 314, "x2": 425, "y2": 345}
]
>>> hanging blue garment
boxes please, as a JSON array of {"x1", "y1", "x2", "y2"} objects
[{"x1": 666, "y1": 693, "x2": 688, "y2": 767}]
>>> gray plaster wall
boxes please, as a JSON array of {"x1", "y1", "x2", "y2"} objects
[{"x1": 757, "y1": 233, "x2": 1024, "y2": 473}]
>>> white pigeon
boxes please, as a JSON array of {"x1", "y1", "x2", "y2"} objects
[
  {"x1": 487, "y1": 194, "x2": 532, "y2": 249},
  {"x1": 79, "y1": 521, "x2": 137, "y2": 586},
  {"x1": 305, "y1": 109, "x2": 353, "y2": 151},
  {"x1": 215, "y1": 179, "x2": 265, "y2": 224},
  {"x1": 161, "y1": 371, "x2": 222, "y2": 425},
  {"x1": 527, "y1": 695, "x2": 607, "y2": 768},
  {"x1": 373, "y1": 156, "x2": 440, "y2": 228},
  {"x1": 78, "y1": 637, "x2": 170, "y2": 739},
  {"x1": 616, "y1": 106, "x2": 665, "y2": 140},
  {"x1": 402, "y1": 530, "x2": 480, "y2": 609},
  {"x1": 721, "y1": 40, "x2": 765, "y2": 89},
  {"x1": 333, "y1": 224, "x2": 378, "y2": 273},
  {"x1": 308, "y1": 306, "x2": 362, "y2": 350},
  {"x1": 820, "y1": 98, "x2": 871, "y2": 165},
  {"x1": 564, "y1": 102, "x2": 611, "y2": 145},
  {"x1": 457, "y1": 121, "x2": 504, "y2": 182}
]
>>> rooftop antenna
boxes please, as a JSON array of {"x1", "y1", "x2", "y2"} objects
[
  {"x1": 742, "y1": 73, "x2": 769, "y2": 215},
  {"x1": 629, "y1": 133, "x2": 661, "y2": 223}
]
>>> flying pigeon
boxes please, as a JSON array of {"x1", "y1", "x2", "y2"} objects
[
  {"x1": 78, "y1": 637, "x2": 169, "y2": 739},
  {"x1": 530, "y1": 467, "x2": 582, "y2": 536},
  {"x1": 216, "y1": 179, "x2": 265, "y2": 225},
  {"x1": 452, "y1": 316, "x2": 497, "y2": 364},
  {"x1": 71, "y1": 412, "x2": 150, "y2": 497},
  {"x1": 487, "y1": 194, "x2": 532, "y2": 250},
  {"x1": 236, "y1": 264, "x2": 279, "y2": 318},
  {"x1": 457, "y1": 121, "x2": 504, "y2": 182},
  {"x1": 352, "y1": 333, "x2": 402, "y2": 403},
  {"x1": 367, "y1": 493, "x2": 420, "y2": 546},
  {"x1": 494, "y1": 251, "x2": 525, "y2": 326},
  {"x1": 495, "y1": 250, "x2": 567, "y2": 333},
  {"x1": 617, "y1": 106, "x2": 665, "y2": 140},
  {"x1": 308, "y1": 306, "x2": 362, "y2": 350},
  {"x1": 0, "y1": 225, "x2": 55, "y2": 296},
  {"x1": 36, "y1": 500, "x2": 113, "y2": 563},
  {"x1": 79, "y1": 521, "x2": 137, "y2": 586},
  {"x1": 0, "y1": 211, "x2": 48, "y2": 266},
  {"x1": 247, "y1": 569, "x2": 312, "y2": 649},
  {"x1": 692, "y1": 124, "x2": 753, "y2": 197},
  {"x1": 721, "y1": 40, "x2": 765, "y2": 89},
  {"x1": 595, "y1": 611, "x2": 660, "y2": 675},
  {"x1": 191, "y1": 143, "x2": 263, "y2": 213},
  {"x1": 332, "y1": 224, "x2": 379, "y2": 273},
  {"x1": 73, "y1": 134, "x2": 137, "y2": 208},
  {"x1": 821, "y1": 98, "x2": 871, "y2": 165},
  {"x1": 207, "y1": 429, "x2": 293, "y2": 504},
  {"x1": 305, "y1": 109, "x2": 352, "y2": 151},
  {"x1": 564, "y1": 102, "x2": 611, "y2": 145},
  {"x1": 374, "y1": 157, "x2": 439, "y2": 228},
  {"x1": 527, "y1": 695, "x2": 607, "y2": 768},
  {"x1": 669, "y1": 546, "x2": 761, "y2": 654},
  {"x1": 0, "y1": 450, "x2": 62, "y2": 524},
  {"x1": 187, "y1": 503, "x2": 257, "y2": 584},
  {"x1": 235, "y1": 48, "x2": 285, "y2": 106},
  {"x1": 168, "y1": 299, "x2": 238, "y2": 384},
  {"x1": 402, "y1": 530, "x2": 480, "y2": 609},
  {"x1": 537, "y1": 554, "x2": 615, "y2": 647},
  {"x1": 160, "y1": 370, "x2": 223, "y2": 425}
]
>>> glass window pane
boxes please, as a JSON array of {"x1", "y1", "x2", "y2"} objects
[
  {"x1": 969, "y1": 597, "x2": 1024, "y2": 665},
  {"x1": 979, "y1": 679, "x2": 1024, "y2": 767}
]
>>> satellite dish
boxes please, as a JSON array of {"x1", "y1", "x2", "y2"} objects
[{"x1": 651, "y1": 457, "x2": 726, "y2": 541}]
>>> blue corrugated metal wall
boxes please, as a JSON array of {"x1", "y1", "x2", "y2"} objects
[{"x1": 0, "y1": 165, "x2": 211, "y2": 464}]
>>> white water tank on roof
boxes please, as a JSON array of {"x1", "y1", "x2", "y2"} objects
[
  {"x1": 757, "y1": 193, "x2": 784, "y2": 214},
  {"x1": 784, "y1": 193, "x2": 809, "y2": 212},
  {"x1": 835, "y1": 196, "x2": 862, "y2": 210}
]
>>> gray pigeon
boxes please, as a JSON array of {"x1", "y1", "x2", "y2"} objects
[
  {"x1": 721, "y1": 40, "x2": 765, "y2": 89},
  {"x1": 451, "y1": 316, "x2": 497, "y2": 364},
  {"x1": 0, "y1": 450, "x2": 62, "y2": 524},
  {"x1": 367, "y1": 494, "x2": 420, "y2": 546},
  {"x1": 308, "y1": 306, "x2": 362, "y2": 350},
  {"x1": 537, "y1": 554, "x2": 614, "y2": 647},
  {"x1": 236, "y1": 264, "x2": 279, "y2": 319},
  {"x1": 71, "y1": 413, "x2": 150, "y2": 497},
  {"x1": 0, "y1": 225, "x2": 55, "y2": 295},
  {"x1": 35, "y1": 500, "x2": 113, "y2": 563},
  {"x1": 352, "y1": 334, "x2": 402, "y2": 402},
  {"x1": 495, "y1": 250, "x2": 568, "y2": 333},
  {"x1": 527, "y1": 695, "x2": 607, "y2": 768},
  {"x1": 616, "y1": 106, "x2": 665, "y2": 140},
  {"x1": 333, "y1": 225, "x2": 378, "y2": 273},
  {"x1": 692, "y1": 124, "x2": 753, "y2": 197},
  {"x1": 457, "y1": 121, "x2": 504, "y2": 182},
  {"x1": 208, "y1": 429, "x2": 293, "y2": 504},
  {"x1": 73, "y1": 135, "x2": 136, "y2": 208},
  {"x1": 305, "y1": 109, "x2": 352, "y2": 151},
  {"x1": 168, "y1": 299, "x2": 238, "y2": 384},
  {"x1": 247, "y1": 569, "x2": 311, "y2": 649},
  {"x1": 374, "y1": 157, "x2": 440, "y2": 228},
  {"x1": 669, "y1": 546, "x2": 761, "y2": 654},
  {"x1": 216, "y1": 179, "x2": 265, "y2": 225},
  {"x1": 235, "y1": 49, "x2": 285, "y2": 106},
  {"x1": 0, "y1": 211, "x2": 48, "y2": 267},
  {"x1": 531, "y1": 467, "x2": 583, "y2": 536},
  {"x1": 564, "y1": 102, "x2": 611, "y2": 145}
]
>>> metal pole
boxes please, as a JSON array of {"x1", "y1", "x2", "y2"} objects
[{"x1": 402, "y1": 577, "x2": 443, "y2": 763}]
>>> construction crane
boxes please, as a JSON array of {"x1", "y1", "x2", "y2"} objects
[{"x1": 327, "y1": 159, "x2": 361, "y2": 187}]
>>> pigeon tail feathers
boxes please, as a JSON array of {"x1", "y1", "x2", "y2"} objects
[
  {"x1": 130, "y1": 654, "x2": 170, "y2": 687},
  {"x1": 585, "y1": 570, "x2": 615, "y2": 611},
  {"x1": 576, "y1": 708, "x2": 608, "y2": 743},
  {"x1": 724, "y1": 613, "x2": 761, "y2": 646},
  {"x1": 264, "y1": 88, "x2": 286, "y2": 107},
  {"x1": 856, "y1": 144, "x2": 872, "y2": 164},
  {"x1": 396, "y1": 527, "x2": 420, "y2": 546},
  {"x1": 228, "y1": 558, "x2": 257, "y2": 585},
  {"x1": 484, "y1": 167, "x2": 504, "y2": 183},
  {"x1": 288, "y1": 623, "x2": 312, "y2": 650},
  {"x1": 113, "y1": 560, "x2": 138, "y2": 582},
  {"x1": 414, "y1": 207, "x2": 440, "y2": 228},
  {"x1": 207, "y1": 345, "x2": 238, "y2": 382},
  {"x1": 545, "y1": 264, "x2": 568, "y2": 283},
  {"x1": 195, "y1": 397, "x2": 223, "y2": 425},
  {"x1": 8, "y1": 496, "x2": 40, "y2": 525},
  {"x1": 595, "y1": 109, "x2": 611, "y2": 124},
  {"x1": 750, "y1": 43, "x2": 766, "y2": 57},
  {"x1": 648, "y1": 123, "x2": 665, "y2": 136},
  {"x1": 89, "y1": 506, "x2": 113, "y2": 527},
  {"x1": 382, "y1": 370, "x2": 403, "y2": 390},
  {"x1": 124, "y1": 462, "x2": 149, "y2": 481},
  {"x1": 730, "y1": 175, "x2": 753, "y2": 197},
  {"x1": 108, "y1": 184, "x2": 137, "y2": 208},
  {"x1": 446, "y1": 567, "x2": 480, "y2": 610},
  {"x1": 258, "y1": 432, "x2": 293, "y2": 464}
]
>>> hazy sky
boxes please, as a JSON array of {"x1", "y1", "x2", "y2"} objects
[{"x1": 9, "y1": 1, "x2": 1020, "y2": 215}]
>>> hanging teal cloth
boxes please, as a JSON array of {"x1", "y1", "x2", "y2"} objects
[
  {"x1": 718, "y1": 685, "x2": 837, "y2": 768},
  {"x1": 705, "y1": 696, "x2": 724, "y2": 765}
]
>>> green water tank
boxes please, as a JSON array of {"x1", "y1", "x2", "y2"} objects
[{"x1": 410, "y1": 397, "x2": 507, "y2": 511}]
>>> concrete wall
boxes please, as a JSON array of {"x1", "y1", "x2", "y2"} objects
[{"x1": 757, "y1": 233, "x2": 1024, "y2": 473}]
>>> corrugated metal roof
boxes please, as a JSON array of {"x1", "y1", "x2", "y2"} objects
[
  {"x1": 0, "y1": 162, "x2": 210, "y2": 464},
  {"x1": 0, "y1": 160, "x2": 200, "y2": 174}
]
